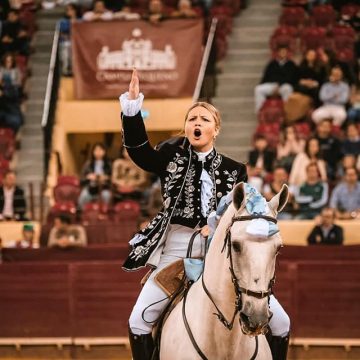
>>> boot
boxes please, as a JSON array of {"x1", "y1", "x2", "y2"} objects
[
  {"x1": 266, "y1": 332, "x2": 290, "y2": 360},
  {"x1": 128, "y1": 328, "x2": 154, "y2": 360}
]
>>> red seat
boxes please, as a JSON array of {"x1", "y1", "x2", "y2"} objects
[
  {"x1": 279, "y1": 7, "x2": 306, "y2": 28},
  {"x1": 336, "y1": 48, "x2": 355, "y2": 65},
  {"x1": 340, "y1": 4, "x2": 360, "y2": 18},
  {"x1": 254, "y1": 123, "x2": 281, "y2": 149},
  {"x1": 270, "y1": 34, "x2": 297, "y2": 53},
  {"x1": 0, "y1": 128, "x2": 16, "y2": 160},
  {"x1": 301, "y1": 26, "x2": 327, "y2": 50},
  {"x1": 332, "y1": 25, "x2": 356, "y2": 38},
  {"x1": 57, "y1": 175, "x2": 80, "y2": 187},
  {"x1": 272, "y1": 25, "x2": 298, "y2": 38},
  {"x1": 113, "y1": 200, "x2": 141, "y2": 222},
  {"x1": 47, "y1": 201, "x2": 77, "y2": 224},
  {"x1": 258, "y1": 100, "x2": 285, "y2": 124},
  {"x1": 311, "y1": 4, "x2": 336, "y2": 28},
  {"x1": 293, "y1": 122, "x2": 311, "y2": 140},
  {"x1": 53, "y1": 183, "x2": 81, "y2": 205},
  {"x1": 82, "y1": 202, "x2": 110, "y2": 225},
  {"x1": 281, "y1": 0, "x2": 308, "y2": 6}
]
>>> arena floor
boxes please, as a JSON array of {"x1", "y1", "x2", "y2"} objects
[{"x1": 1, "y1": 345, "x2": 360, "y2": 360}]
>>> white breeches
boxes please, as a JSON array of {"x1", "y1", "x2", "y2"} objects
[
  {"x1": 254, "y1": 82, "x2": 293, "y2": 112},
  {"x1": 311, "y1": 104, "x2": 347, "y2": 127},
  {"x1": 128, "y1": 225, "x2": 290, "y2": 338}
]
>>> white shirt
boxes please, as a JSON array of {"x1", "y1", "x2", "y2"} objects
[{"x1": 3, "y1": 186, "x2": 14, "y2": 218}]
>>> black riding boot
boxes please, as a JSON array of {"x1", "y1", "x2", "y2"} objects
[
  {"x1": 128, "y1": 328, "x2": 154, "y2": 360},
  {"x1": 266, "y1": 332, "x2": 290, "y2": 360}
]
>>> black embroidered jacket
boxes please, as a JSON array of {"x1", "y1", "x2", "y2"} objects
[{"x1": 121, "y1": 112, "x2": 247, "y2": 271}]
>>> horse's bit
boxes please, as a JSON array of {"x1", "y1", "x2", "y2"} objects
[{"x1": 182, "y1": 213, "x2": 278, "y2": 360}]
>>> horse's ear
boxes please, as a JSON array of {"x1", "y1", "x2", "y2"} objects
[
  {"x1": 269, "y1": 184, "x2": 289, "y2": 214},
  {"x1": 233, "y1": 182, "x2": 246, "y2": 211}
]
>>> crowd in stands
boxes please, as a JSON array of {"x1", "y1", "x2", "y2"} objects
[{"x1": 249, "y1": 0, "x2": 360, "y2": 226}]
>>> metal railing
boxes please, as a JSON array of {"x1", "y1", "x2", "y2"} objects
[{"x1": 41, "y1": 22, "x2": 61, "y2": 180}]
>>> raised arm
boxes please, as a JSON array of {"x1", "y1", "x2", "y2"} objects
[{"x1": 120, "y1": 69, "x2": 170, "y2": 175}]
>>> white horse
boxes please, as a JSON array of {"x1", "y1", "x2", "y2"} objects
[{"x1": 160, "y1": 182, "x2": 289, "y2": 359}]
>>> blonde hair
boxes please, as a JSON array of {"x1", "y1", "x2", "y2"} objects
[{"x1": 184, "y1": 102, "x2": 222, "y2": 130}]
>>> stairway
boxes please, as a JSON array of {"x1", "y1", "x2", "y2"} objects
[
  {"x1": 213, "y1": 0, "x2": 282, "y2": 163},
  {"x1": 16, "y1": 7, "x2": 63, "y2": 218}
]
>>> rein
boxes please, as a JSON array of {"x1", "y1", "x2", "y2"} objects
[{"x1": 182, "y1": 214, "x2": 277, "y2": 360}]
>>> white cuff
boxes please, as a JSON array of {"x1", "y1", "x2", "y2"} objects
[{"x1": 119, "y1": 92, "x2": 144, "y2": 117}]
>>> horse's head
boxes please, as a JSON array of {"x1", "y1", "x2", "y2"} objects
[{"x1": 227, "y1": 182, "x2": 289, "y2": 336}]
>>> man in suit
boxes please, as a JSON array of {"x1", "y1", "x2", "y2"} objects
[
  {"x1": 307, "y1": 207, "x2": 344, "y2": 245},
  {"x1": 0, "y1": 170, "x2": 26, "y2": 220}
]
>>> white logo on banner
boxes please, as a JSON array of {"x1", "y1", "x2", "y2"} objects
[{"x1": 96, "y1": 28, "x2": 177, "y2": 71}]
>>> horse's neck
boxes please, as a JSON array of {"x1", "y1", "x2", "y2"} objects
[{"x1": 202, "y1": 205, "x2": 238, "y2": 316}]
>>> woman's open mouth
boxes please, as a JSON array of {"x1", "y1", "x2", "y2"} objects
[{"x1": 194, "y1": 129, "x2": 202, "y2": 139}]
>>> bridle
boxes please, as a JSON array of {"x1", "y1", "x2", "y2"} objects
[{"x1": 182, "y1": 213, "x2": 278, "y2": 360}]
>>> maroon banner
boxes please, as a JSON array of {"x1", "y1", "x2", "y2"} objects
[{"x1": 72, "y1": 19, "x2": 204, "y2": 100}]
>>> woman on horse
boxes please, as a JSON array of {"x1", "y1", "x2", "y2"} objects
[{"x1": 120, "y1": 69, "x2": 290, "y2": 360}]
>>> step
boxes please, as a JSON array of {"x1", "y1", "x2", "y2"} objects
[
  {"x1": 20, "y1": 125, "x2": 43, "y2": 136},
  {"x1": 228, "y1": 39, "x2": 270, "y2": 49},
  {"x1": 25, "y1": 100, "x2": 44, "y2": 113},
  {"x1": 24, "y1": 113, "x2": 43, "y2": 125},
  {"x1": 31, "y1": 63, "x2": 50, "y2": 76},
  {"x1": 33, "y1": 31, "x2": 55, "y2": 45},
  {"x1": 29, "y1": 52, "x2": 51, "y2": 65},
  {"x1": 37, "y1": 8, "x2": 64, "y2": 19},
  {"x1": 37, "y1": 18, "x2": 58, "y2": 31},
  {"x1": 216, "y1": 86, "x2": 255, "y2": 98},
  {"x1": 28, "y1": 87, "x2": 47, "y2": 101},
  {"x1": 222, "y1": 62, "x2": 264, "y2": 74}
]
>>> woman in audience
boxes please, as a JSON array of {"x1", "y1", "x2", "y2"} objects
[
  {"x1": 341, "y1": 123, "x2": 360, "y2": 157},
  {"x1": 170, "y1": 0, "x2": 198, "y2": 18},
  {"x1": 121, "y1": 69, "x2": 290, "y2": 360},
  {"x1": 78, "y1": 142, "x2": 112, "y2": 209},
  {"x1": 289, "y1": 137, "x2": 327, "y2": 186},
  {"x1": 0, "y1": 52, "x2": 22, "y2": 92},
  {"x1": 296, "y1": 49, "x2": 326, "y2": 106},
  {"x1": 82, "y1": 0, "x2": 113, "y2": 21},
  {"x1": 276, "y1": 125, "x2": 305, "y2": 173}
]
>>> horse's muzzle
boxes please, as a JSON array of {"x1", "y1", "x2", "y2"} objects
[{"x1": 239, "y1": 312, "x2": 268, "y2": 336}]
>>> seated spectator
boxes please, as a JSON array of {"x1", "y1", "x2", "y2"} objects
[
  {"x1": 336, "y1": 154, "x2": 358, "y2": 179},
  {"x1": 311, "y1": 66, "x2": 350, "y2": 127},
  {"x1": 170, "y1": 0, "x2": 198, "y2": 18},
  {"x1": 6, "y1": 223, "x2": 35, "y2": 248},
  {"x1": 0, "y1": 170, "x2": 27, "y2": 221},
  {"x1": 276, "y1": 125, "x2": 305, "y2": 173},
  {"x1": 295, "y1": 49, "x2": 326, "y2": 105},
  {"x1": 307, "y1": 207, "x2": 344, "y2": 245},
  {"x1": 59, "y1": 3, "x2": 81, "y2": 76},
  {"x1": 0, "y1": 52, "x2": 22, "y2": 94},
  {"x1": 254, "y1": 46, "x2": 298, "y2": 112},
  {"x1": 103, "y1": 0, "x2": 126, "y2": 11},
  {"x1": 78, "y1": 142, "x2": 112, "y2": 209},
  {"x1": 347, "y1": 89, "x2": 360, "y2": 124},
  {"x1": 341, "y1": 123, "x2": 360, "y2": 157},
  {"x1": 48, "y1": 214, "x2": 87, "y2": 248},
  {"x1": 289, "y1": 137, "x2": 327, "y2": 186},
  {"x1": 293, "y1": 162, "x2": 329, "y2": 219},
  {"x1": 248, "y1": 135, "x2": 276, "y2": 178},
  {"x1": 143, "y1": 0, "x2": 167, "y2": 24},
  {"x1": 330, "y1": 167, "x2": 360, "y2": 219},
  {"x1": 112, "y1": 147, "x2": 148, "y2": 201},
  {"x1": 314, "y1": 118, "x2": 342, "y2": 180},
  {"x1": 1, "y1": 9, "x2": 30, "y2": 56},
  {"x1": 262, "y1": 166, "x2": 295, "y2": 219},
  {"x1": 0, "y1": 82, "x2": 23, "y2": 132},
  {"x1": 82, "y1": 0, "x2": 113, "y2": 21}
]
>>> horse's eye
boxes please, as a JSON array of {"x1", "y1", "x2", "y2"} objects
[{"x1": 232, "y1": 242, "x2": 241, "y2": 253}]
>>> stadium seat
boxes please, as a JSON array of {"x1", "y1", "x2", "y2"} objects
[
  {"x1": 272, "y1": 25, "x2": 298, "y2": 38},
  {"x1": 258, "y1": 100, "x2": 285, "y2": 124},
  {"x1": 254, "y1": 123, "x2": 281, "y2": 149},
  {"x1": 311, "y1": 4, "x2": 336, "y2": 28},
  {"x1": 113, "y1": 200, "x2": 141, "y2": 222},
  {"x1": 301, "y1": 26, "x2": 327, "y2": 50},
  {"x1": 47, "y1": 201, "x2": 77, "y2": 224},
  {"x1": 0, "y1": 128, "x2": 16, "y2": 160},
  {"x1": 336, "y1": 48, "x2": 355, "y2": 64},
  {"x1": 279, "y1": 7, "x2": 307, "y2": 28},
  {"x1": 340, "y1": 4, "x2": 360, "y2": 18},
  {"x1": 0, "y1": 158, "x2": 10, "y2": 177},
  {"x1": 82, "y1": 202, "x2": 110, "y2": 225}
]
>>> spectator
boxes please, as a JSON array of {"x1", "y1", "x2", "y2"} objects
[
  {"x1": 59, "y1": 3, "x2": 81, "y2": 76},
  {"x1": 307, "y1": 207, "x2": 344, "y2": 245},
  {"x1": 82, "y1": 0, "x2": 113, "y2": 21},
  {"x1": 293, "y1": 162, "x2": 329, "y2": 219},
  {"x1": 143, "y1": 0, "x2": 167, "y2": 24},
  {"x1": 341, "y1": 123, "x2": 360, "y2": 157},
  {"x1": 78, "y1": 142, "x2": 112, "y2": 209},
  {"x1": 248, "y1": 134, "x2": 276, "y2": 176},
  {"x1": 330, "y1": 167, "x2": 360, "y2": 219},
  {"x1": 295, "y1": 49, "x2": 326, "y2": 105},
  {"x1": 314, "y1": 118, "x2": 342, "y2": 180},
  {"x1": 262, "y1": 166, "x2": 295, "y2": 219},
  {"x1": 0, "y1": 52, "x2": 22, "y2": 95},
  {"x1": 0, "y1": 170, "x2": 27, "y2": 221},
  {"x1": 170, "y1": 0, "x2": 198, "y2": 18},
  {"x1": 1, "y1": 9, "x2": 30, "y2": 56},
  {"x1": 276, "y1": 125, "x2": 305, "y2": 172},
  {"x1": 289, "y1": 137, "x2": 327, "y2": 186},
  {"x1": 336, "y1": 154, "x2": 358, "y2": 179},
  {"x1": 112, "y1": 147, "x2": 148, "y2": 201},
  {"x1": 347, "y1": 89, "x2": 360, "y2": 124},
  {"x1": 48, "y1": 214, "x2": 87, "y2": 248},
  {"x1": 103, "y1": 0, "x2": 126, "y2": 11},
  {"x1": 311, "y1": 66, "x2": 350, "y2": 127},
  {"x1": 254, "y1": 46, "x2": 298, "y2": 112},
  {"x1": 5, "y1": 223, "x2": 35, "y2": 248}
]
